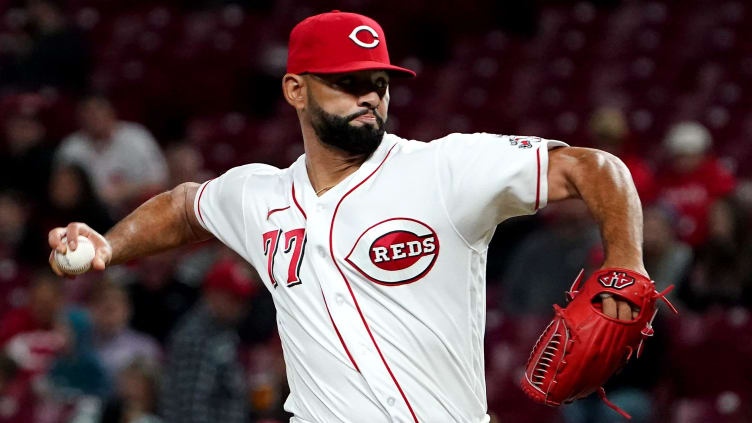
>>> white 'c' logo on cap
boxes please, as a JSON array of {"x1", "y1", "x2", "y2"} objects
[{"x1": 348, "y1": 25, "x2": 380, "y2": 49}]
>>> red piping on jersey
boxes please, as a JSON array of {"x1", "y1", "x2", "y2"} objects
[
  {"x1": 196, "y1": 179, "x2": 213, "y2": 226},
  {"x1": 267, "y1": 206, "x2": 290, "y2": 220},
  {"x1": 535, "y1": 147, "x2": 541, "y2": 210},
  {"x1": 292, "y1": 184, "x2": 307, "y2": 219},
  {"x1": 328, "y1": 144, "x2": 419, "y2": 423},
  {"x1": 320, "y1": 287, "x2": 360, "y2": 372}
]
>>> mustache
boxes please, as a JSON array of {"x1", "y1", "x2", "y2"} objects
[{"x1": 346, "y1": 109, "x2": 384, "y2": 122}]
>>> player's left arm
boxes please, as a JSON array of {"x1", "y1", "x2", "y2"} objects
[{"x1": 547, "y1": 146, "x2": 645, "y2": 319}]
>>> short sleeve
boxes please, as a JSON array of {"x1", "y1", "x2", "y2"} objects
[
  {"x1": 435, "y1": 133, "x2": 568, "y2": 249},
  {"x1": 193, "y1": 166, "x2": 252, "y2": 258},
  {"x1": 54, "y1": 134, "x2": 88, "y2": 167}
]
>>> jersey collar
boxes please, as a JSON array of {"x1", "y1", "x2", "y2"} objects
[{"x1": 292, "y1": 133, "x2": 398, "y2": 205}]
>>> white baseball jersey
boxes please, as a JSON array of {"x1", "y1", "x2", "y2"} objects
[{"x1": 194, "y1": 132, "x2": 567, "y2": 423}]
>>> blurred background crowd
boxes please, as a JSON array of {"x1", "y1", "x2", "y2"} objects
[{"x1": 0, "y1": 0, "x2": 751, "y2": 422}]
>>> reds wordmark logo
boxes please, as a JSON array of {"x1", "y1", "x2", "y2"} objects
[
  {"x1": 598, "y1": 271, "x2": 635, "y2": 289},
  {"x1": 346, "y1": 218, "x2": 439, "y2": 285}
]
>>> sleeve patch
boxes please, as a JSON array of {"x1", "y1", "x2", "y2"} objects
[{"x1": 508, "y1": 135, "x2": 543, "y2": 149}]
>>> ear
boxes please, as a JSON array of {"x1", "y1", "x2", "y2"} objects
[{"x1": 282, "y1": 73, "x2": 306, "y2": 111}]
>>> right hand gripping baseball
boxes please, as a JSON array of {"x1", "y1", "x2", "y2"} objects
[{"x1": 48, "y1": 222, "x2": 112, "y2": 276}]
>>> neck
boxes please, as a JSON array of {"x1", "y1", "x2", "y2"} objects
[
  {"x1": 95, "y1": 327, "x2": 121, "y2": 341},
  {"x1": 301, "y1": 123, "x2": 370, "y2": 196}
]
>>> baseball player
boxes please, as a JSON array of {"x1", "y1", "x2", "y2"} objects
[{"x1": 49, "y1": 11, "x2": 646, "y2": 423}]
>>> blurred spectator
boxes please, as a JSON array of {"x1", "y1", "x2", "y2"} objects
[
  {"x1": 160, "y1": 258, "x2": 253, "y2": 423},
  {"x1": 41, "y1": 164, "x2": 114, "y2": 234},
  {"x1": 0, "y1": 190, "x2": 43, "y2": 265},
  {"x1": 588, "y1": 107, "x2": 657, "y2": 202},
  {"x1": 54, "y1": 96, "x2": 168, "y2": 216},
  {"x1": 47, "y1": 309, "x2": 109, "y2": 398},
  {"x1": 128, "y1": 251, "x2": 200, "y2": 343},
  {"x1": 0, "y1": 273, "x2": 65, "y2": 423},
  {"x1": 246, "y1": 342, "x2": 291, "y2": 423},
  {"x1": 100, "y1": 359, "x2": 163, "y2": 423},
  {"x1": 164, "y1": 143, "x2": 212, "y2": 187},
  {"x1": 0, "y1": 2, "x2": 749, "y2": 422},
  {"x1": 0, "y1": 108, "x2": 54, "y2": 205},
  {"x1": 656, "y1": 122, "x2": 736, "y2": 247},
  {"x1": 89, "y1": 281, "x2": 161, "y2": 380},
  {"x1": 0, "y1": 353, "x2": 18, "y2": 392},
  {"x1": 563, "y1": 389, "x2": 653, "y2": 423},
  {"x1": 499, "y1": 199, "x2": 601, "y2": 315},
  {"x1": 0, "y1": 262, "x2": 29, "y2": 324},
  {"x1": 679, "y1": 198, "x2": 752, "y2": 311},
  {"x1": 0, "y1": 272, "x2": 63, "y2": 349},
  {"x1": 0, "y1": 351, "x2": 31, "y2": 423},
  {"x1": 643, "y1": 204, "x2": 693, "y2": 290},
  {"x1": 0, "y1": 0, "x2": 91, "y2": 93}
]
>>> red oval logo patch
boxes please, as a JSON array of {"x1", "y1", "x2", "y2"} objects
[{"x1": 346, "y1": 218, "x2": 439, "y2": 286}]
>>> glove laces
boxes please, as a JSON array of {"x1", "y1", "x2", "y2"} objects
[{"x1": 598, "y1": 387, "x2": 632, "y2": 419}]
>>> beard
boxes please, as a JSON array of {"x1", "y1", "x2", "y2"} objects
[{"x1": 308, "y1": 93, "x2": 386, "y2": 157}]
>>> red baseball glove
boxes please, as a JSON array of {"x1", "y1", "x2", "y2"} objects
[{"x1": 520, "y1": 268, "x2": 677, "y2": 419}]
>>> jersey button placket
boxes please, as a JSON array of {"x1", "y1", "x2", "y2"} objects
[
  {"x1": 359, "y1": 343, "x2": 370, "y2": 356},
  {"x1": 307, "y1": 198, "x2": 328, "y2": 259},
  {"x1": 311, "y1": 192, "x2": 411, "y2": 421},
  {"x1": 305, "y1": 202, "x2": 366, "y2": 374}
]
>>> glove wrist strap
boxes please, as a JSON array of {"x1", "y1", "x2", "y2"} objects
[{"x1": 598, "y1": 388, "x2": 632, "y2": 420}]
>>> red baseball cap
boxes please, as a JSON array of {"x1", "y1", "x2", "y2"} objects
[
  {"x1": 204, "y1": 259, "x2": 256, "y2": 299},
  {"x1": 287, "y1": 10, "x2": 416, "y2": 77}
]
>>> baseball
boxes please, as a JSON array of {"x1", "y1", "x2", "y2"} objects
[{"x1": 54, "y1": 235, "x2": 96, "y2": 275}]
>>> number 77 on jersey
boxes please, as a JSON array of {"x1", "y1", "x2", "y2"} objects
[{"x1": 263, "y1": 228, "x2": 306, "y2": 288}]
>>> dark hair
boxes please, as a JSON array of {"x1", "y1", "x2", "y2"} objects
[
  {"x1": 0, "y1": 353, "x2": 19, "y2": 381},
  {"x1": 49, "y1": 164, "x2": 99, "y2": 208},
  {"x1": 47, "y1": 163, "x2": 114, "y2": 233},
  {"x1": 78, "y1": 93, "x2": 112, "y2": 109}
]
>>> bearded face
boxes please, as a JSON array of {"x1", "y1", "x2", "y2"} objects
[{"x1": 307, "y1": 89, "x2": 386, "y2": 157}]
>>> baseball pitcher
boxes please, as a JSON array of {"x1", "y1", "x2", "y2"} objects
[{"x1": 49, "y1": 11, "x2": 673, "y2": 423}]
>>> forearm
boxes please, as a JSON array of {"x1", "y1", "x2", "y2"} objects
[
  {"x1": 105, "y1": 182, "x2": 209, "y2": 265},
  {"x1": 565, "y1": 149, "x2": 645, "y2": 272}
]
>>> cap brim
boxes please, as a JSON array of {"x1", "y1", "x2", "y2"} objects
[{"x1": 302, "y1": 60, "x2": 416, "y2": 77}]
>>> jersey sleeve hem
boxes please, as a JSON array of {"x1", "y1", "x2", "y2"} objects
[
  {"x1": 193, "y1": 179, "x2": 213, "y2": 232},
  {"x1": 536, "y1": 140, "x2": 568, "y2": 211}
]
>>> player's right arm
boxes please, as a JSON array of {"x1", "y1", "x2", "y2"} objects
[{"x1": 48, "y1": 182, "x2": 212, "y2": 276}]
